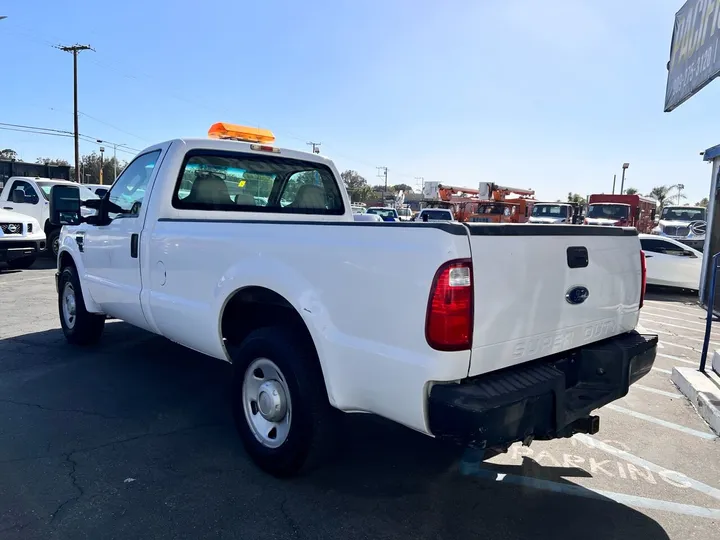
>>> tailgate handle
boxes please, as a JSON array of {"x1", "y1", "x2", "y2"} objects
[{"x1": 567, "y1": 246, "x2": 589, "y2": 268}]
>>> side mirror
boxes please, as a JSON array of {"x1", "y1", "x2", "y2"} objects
[
  {"x1": 83, "y1": 198, "x2": 102, "y2": 210},
  {"x1": 11, "y1": 188, "x2": 26, "y2": 204},
  {"x1": 49, "y1": 185, "x2": 81, "y2": 226},
  {"x1": 654, "y1": 217, "x2": 660, "y2": 225}
]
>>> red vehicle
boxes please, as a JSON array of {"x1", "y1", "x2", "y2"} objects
[{"x1": 585, "y1": 194, "x2": 656, "y2": 233}]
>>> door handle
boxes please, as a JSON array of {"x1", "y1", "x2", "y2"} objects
[
  {"x1": 2, "y1": 207, "x2": 13, "y2": 210},
  {"x1": 75, "y1": 233, "x2": 85, "y2": 253},
  {"x1": 644, "y1": 254, "x2": 653, "y2": 258},
  {"x1": 130, "y1": 233, "x2": 139, "y2": 258}
]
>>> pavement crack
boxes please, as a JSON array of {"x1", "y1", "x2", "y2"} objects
[
  {"x1": 279, "y1": 496, "x2": 303, "y2": 540},
  {"x1": 49, "y1": 451, "x2": 84, "y2": 525},
  {"x1": 0, "y1": 398, "x2": 125, "y2": 420}
]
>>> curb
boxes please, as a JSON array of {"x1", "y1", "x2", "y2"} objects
[{"x1": 671, "y1": 366, "x2": 720, "y2": 436}]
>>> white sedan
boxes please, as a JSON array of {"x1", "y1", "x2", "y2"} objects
[{"x1": 639, "y1": 234, "x2": 702, "y2": 290}]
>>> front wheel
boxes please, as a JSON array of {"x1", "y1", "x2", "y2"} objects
[
  {"x1": 58, "y1": 265, "x2": 105, "y2": 345},
  {"x1": 47, "y1": 229, "x2": 60, "y2": 259},
  {"x1": 230, "y1": 326, "x2": 340, "y2": 477},
  {"x1": 7, "y1": 255, "x2": 36, "y2": 270}
]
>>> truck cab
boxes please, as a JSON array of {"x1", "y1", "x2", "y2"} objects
[
  {"x1": 0, "y1": 177, "x2": 99, "y2": 257},
  {"x1": 528, "y1": 202, "x2": 579, "y2": 224},
  {"x1": 586, "y1": 194, "x2": 656, "y2": 232},
  {"x1": 651, "y1": 205, "x2": 706, "y2": 251}
]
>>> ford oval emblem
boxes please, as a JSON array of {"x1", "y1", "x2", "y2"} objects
[{"x1": 566, "y1": 286, "x2": 589, "y2": 305}]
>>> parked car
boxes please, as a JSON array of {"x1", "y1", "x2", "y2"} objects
[
  {"x1": 50, "y1": 122, "x2": 656, "y2": 477},
  {"x1": 365, "y1": 207, "x2": 399, "y2": 221},
  {"x1": 352, "y1": 213, "x2": 383, "y2": 222},
  {"x1": 0, "y1": 208, "x2": 46, "y2": 269},
  {"x1": 414, "y1": 208, "x2": 455, "y2": 221},
  {"x1": 84, "y1": 183, "x2": 111, "y2": 198},
  {"x1": 639, "y1": 234, "x2": 701, "y2": 290},
  {"x1": 0, "y1": 177, "x2": 99, "y2": 258}
]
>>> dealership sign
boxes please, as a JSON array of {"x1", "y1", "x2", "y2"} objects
[{"x1": 665, "y1": 0, "x2": 720, "y2": 112}]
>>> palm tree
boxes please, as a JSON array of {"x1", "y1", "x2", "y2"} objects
[
  {"x1": 625, "y1": 187, "x2": 638, "y2": 195},
  {"x1": 647, "y1": 185, "x2": 684, "y2": 208}
]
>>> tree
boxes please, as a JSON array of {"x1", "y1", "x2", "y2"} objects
[
  {"x1": 0, "y1": 149, "x2": 18, "y2": 160},
  {"x1": 647, "y1": 185, "x2": 685, "y2": 209},
  {"x1": 35, "y1": 157, "x2": 70, "y2": 166},
  {"x1": 391, "y1": 183, "x2": 413, "y2": 193},
  {"x1": 340, "y1": 170, "x2": 373, "y2": 202},
  {"x1": 567, "y1": 192, "x2": 586, "y2": 205},
  {"x1": 340, "y1": 170, "x2": 367, "y2": 190},
  {"x1": 625, "y1": 187, "x2": 638, "y2": 195},
  {"x1": 78, "y1": 152, "x2": 125, "y2": 184},
  {"x1": 696, "y1": 197, "x2": 709, "y2": 207}
]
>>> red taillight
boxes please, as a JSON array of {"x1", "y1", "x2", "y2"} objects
[
  {"x1": 426, "y1": 259, "x2": 473, "y2": 351},
  {"x1": 639, "y1": 250, "x2": 647, "y2": 308}
]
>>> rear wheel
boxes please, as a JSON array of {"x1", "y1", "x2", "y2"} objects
[
  {"x1": 58, "y1": 265, "x2": 105, "y2": 345},
  {"x1": 7, "y1": 255, "x2": 36, "y2": 270},
  {"x1": 230, "y1": 326, "x2": 340, "y2": 477}
]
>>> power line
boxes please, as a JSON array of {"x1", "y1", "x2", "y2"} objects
[{"x1": 0, "y1": 122, "x2": 139, "y2": 155}]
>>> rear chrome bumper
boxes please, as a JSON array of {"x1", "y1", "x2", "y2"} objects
[{"x1": 427, "y1": 331, "x2": 657, "y2": 449}]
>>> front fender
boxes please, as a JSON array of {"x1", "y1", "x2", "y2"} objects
[
  {"x1": 214, "y1": 256, "x2": 338, "y2": 404},
  {"x1": 57, "y1": 238, "x2": 102, "y2": 314}
]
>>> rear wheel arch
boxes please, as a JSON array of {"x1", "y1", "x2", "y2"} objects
[{"x1": 219, "y1": 286, "x2": 331, "y2": 396}]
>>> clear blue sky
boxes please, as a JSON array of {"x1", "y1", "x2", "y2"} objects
[{"x1": 2, "y1": 0, "x2": 719, "y2": 203}]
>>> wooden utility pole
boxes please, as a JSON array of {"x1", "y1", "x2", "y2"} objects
[{"x1": 56, "y1": 44, "x2": 93, "y2": 182}]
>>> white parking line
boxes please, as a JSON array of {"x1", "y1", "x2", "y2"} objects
[
  {"x1": 643, "y1": 327, "x2": 720, "y2": 348},
  {"x1": 642, "y1": 319, "x2": 715, "y2": 335},
  {"x1": 652, "y1": 367, "x2": 672, "y2": 374},
  {"x1": 657, "y1": 353, "x2": 698, "y2": 366},
  {"x1": 643, "y1": 303, "x2": 704, "y2": 317},
  {"x1": 641, "y1": 311, "x2": 706, "y2": 326},
  {"x1": 0, "y1": 276, "x2": 51, "y2": 287},
  {"x1": 604, "y1": 404, "x2": 716, "y2": 440},
  {"x1": 631, "y1": 384, "x2": 683, "y2": 399},
  {"x1": 459, "y1": 465, "x2": 720, "y2": 519}
]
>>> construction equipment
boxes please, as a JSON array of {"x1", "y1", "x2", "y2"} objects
[{"x1": 466, "y1": 183, "x2": 536, "y2": 223}]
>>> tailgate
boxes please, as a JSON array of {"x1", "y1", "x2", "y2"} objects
[{"x1": 466, "y1": 225, "x2": 642, "y2": 377}]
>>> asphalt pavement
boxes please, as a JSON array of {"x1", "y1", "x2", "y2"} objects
[{"x1": 0, "y1": 260, "x2": 718, "y2": 539}]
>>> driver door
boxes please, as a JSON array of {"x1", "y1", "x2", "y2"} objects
[{"x1": 82, "y1": 149, "x2": 164, "y2": 327}]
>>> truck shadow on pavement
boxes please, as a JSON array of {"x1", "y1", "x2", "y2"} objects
[{"x1": 0, "y1": 322, "x2": 671, "y2": 540}]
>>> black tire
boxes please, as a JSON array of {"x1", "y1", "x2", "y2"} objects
[
  {"x1": 58, "y1": 265, "x2": 105, "y2": 345},
  {"x1": 230, "y1": 326, "x2": 341, "y2": 477},
  {"x1": 7, "y1": 255, "x2": 36, "y2": 270},
  {"x1": 47, "y1": 229, "x2": 60, "y2": 259}
]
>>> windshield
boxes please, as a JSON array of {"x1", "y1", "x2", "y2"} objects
[
  {"x1": 398, "y1": 208, "x2": 412, "y2": 217},
  {"x1": 351, "y1": 206, "x2": 366, "y2": 214},
  {"x1": 587, "y1": 204, "x2": 629, "y2": 220},
  {"x1": 532, "y1": 204, "x2": 567, "y2": 217},
  {"x1": 661, "y1": 207, "x2": 705, "y2": 222},
  {"x1": 366, "y1": 208, "x2": 397, "y2": 218},
  {"x1": 36, "y1": 182, "x2": 99, "y2": 201},
  {"x1": 420, "y1": 209, "x2": 452, "y2": 220},
  {"x1": 477, "y1": 203, "x2": 507, "y2": 215}
]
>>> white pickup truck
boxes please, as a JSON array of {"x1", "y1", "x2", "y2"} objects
[
  {"x1": 49, "y1": 123, "x2": 657, "y2": 477},
  {"x1": 0, "y1": 177, "x2": 99, "y2": 258}
]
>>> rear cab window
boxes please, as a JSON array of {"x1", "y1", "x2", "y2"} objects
[{"x1": 172, "y1": 151, "x2": 345, "y2": 215}]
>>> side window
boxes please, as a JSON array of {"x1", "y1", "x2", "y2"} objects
[
  {"x1": 641, "y1": 238, "x2": 686, "y2": 256},
  {"x1": 10, "y1": 180, "x2": 39, "y2": 204},
  {"x1": 173, "y1": 152, "x2": 344, "y2": 215},
  {"x1": 106, "y1": 151, "x2": 161, "y2": 220},
  {"x1": 640, "y1": 238, "x2": 667, "y2": 254}
]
